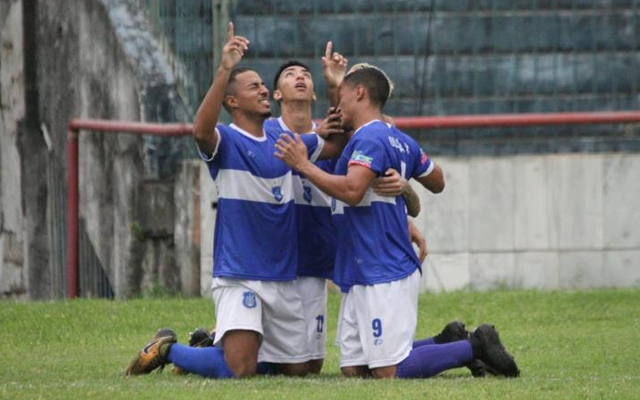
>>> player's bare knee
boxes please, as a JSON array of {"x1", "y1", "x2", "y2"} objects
[
  {"x1": 230, "y1": 362, "x2": 257, "y2": 379},
  {"x1": 308, "y1": 359, "x2": 324, "y2": 374},
  {"x1": 371, "y1": 365, "x2": 397, "y2": 379},
  {"x1": 341, "y1": 366, "x2": 369, "y2": 378},
  {"x1": 280, "y1": 362, "x2": 309, "y2": 377}
]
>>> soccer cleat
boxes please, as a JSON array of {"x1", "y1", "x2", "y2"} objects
[
  {"x1": 188, "y1": 327, "x2": 215, "y2": 348},
  {"x1": 435, "y1": 321, "x2": 486, "y2": 378},
  {"x1": 125, "y1": 328, "x2": 177, "y2": 376},
  {"x1": 436, "y1": 321, "x2": 469, "y2": 343},
  {"x1": 472, "y1": 324, "x2": 520, "y2": 378}
]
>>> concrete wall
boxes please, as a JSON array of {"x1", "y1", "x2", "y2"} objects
[
  {"x1": 198, "y1": 153, "x2": 640, "y2": 294},
  {"x1": 415, "y1": 153, "x2": 640, "y2": 292},
  {"x1": 0, "y1": 0, "x2": 27, "y2": 297},
  {"x1": 0, "y1": 0, "x2": 191, "y2": 299}
]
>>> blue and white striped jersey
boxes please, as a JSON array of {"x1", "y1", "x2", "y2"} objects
[
  {"x1": 331, "y1": 120, "x2": 434, "y2": 292},
  {"x1": 199, "y1": 122, "x2": 323, "y2": 281},
  {"x1": 264, "y1": 118, "x2": 337, "y2": 279}
]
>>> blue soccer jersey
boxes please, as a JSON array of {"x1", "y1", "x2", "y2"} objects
[
  {"x1": 331, "y1": 120, "x2": 434, "y2": 292},
  {"x1": 264, "y1": 118, "x2": 337, "y2": 279},
  {"x1": 199, "y1": 123, "x2": 323, "y2": 281}
]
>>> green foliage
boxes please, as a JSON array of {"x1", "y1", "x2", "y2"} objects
[
  {"x1": 142, "y1": 279, "x2": 180, "y2": 299},
  {"x1": 1, "y1": 289, "x2": 639, "y2": 399}
]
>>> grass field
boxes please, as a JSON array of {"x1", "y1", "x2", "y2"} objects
[{"x1": 1, "y1": 289, "x2": 639, "y2": 399}]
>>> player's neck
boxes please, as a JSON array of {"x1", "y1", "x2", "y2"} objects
[
  {"x1": 280, "y1": 101, "x2": 314, "y2": 134},
  {"x1": 232, "y1": 112, "x2": 268, "y2": 138},
  {"x1": 352, "y1": 107, "x2": 383, "y2": 132}
]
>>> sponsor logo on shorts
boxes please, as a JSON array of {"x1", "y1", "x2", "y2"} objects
[
  {"x1": 272, "y1": 186, "x2": 284, "y2": 202},
  {"x1": 303, "y1": 186, "x2": 312, "y2": 203},
  {"x1": 373, "y1": 338, "x2": 384, "y2": 346},
  {"x1": 242, "y1": 291, "x2": 257, "y2": 308}
]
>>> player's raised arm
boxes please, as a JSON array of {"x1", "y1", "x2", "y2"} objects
[
  {"x1": 193, "y1": 22, "x2": 249, "y2": 155},
  {"x1": 322, "y1": 41, "x2": 348, "y2": 107}
]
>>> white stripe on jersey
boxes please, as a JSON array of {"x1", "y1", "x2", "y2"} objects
[
  {"x1": 294, "y1": 177, "x2": 332, "y2": 207},
  {"x1": 216, "y1": 169, "x2": 295, "y2": 204},
  {"x1": 276, "y1": 117, "x2": 325, "y2": 163},
  {"x1": 331, "y1": 188, "x2": 397, "y2": 215},
  {"x1": 417, "y1": 161, "x2": 435, "y2": 177}
]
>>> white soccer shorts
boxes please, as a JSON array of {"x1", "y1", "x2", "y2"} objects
[
  {"x1": 336, "y1": 269, "x2": 421, "y2": 369},
  {"x1": 212, "y1": 277, "x2": 311, "y2": 364},
  {"x1": 295, "y1": 276, "x2": 328, "y2": 360}
]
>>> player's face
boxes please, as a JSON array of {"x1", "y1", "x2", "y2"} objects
[
  {"x1": 232, "y1": 70, "x2": 272, "y2": 117},
  {"x1": 337, "y1": 82, "x2": 357, "y2": 131},
  {"x1": 275, "y1": 66, "x2": 315, "y2": 103}
]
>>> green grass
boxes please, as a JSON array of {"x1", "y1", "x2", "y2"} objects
[{"x1": 1, "y1": 289, "x2": 639, "y2": 399}]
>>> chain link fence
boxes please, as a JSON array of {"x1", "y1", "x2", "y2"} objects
[{"x1": 142, "y1": 0, "x2": 640, "y2": 155}]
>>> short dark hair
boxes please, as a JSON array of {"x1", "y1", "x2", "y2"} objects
[
  {"x1": 342, "y1": 67, "x2": 391, "y2": 108},
  {"x1": 222, "y1": 67, "x2": 254, "y2": 112},
  {"x1": 273, "y1": 60, "x2": 311, "y2": 92}
]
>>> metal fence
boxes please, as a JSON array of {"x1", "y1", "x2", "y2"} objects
[{"x1": 142, "y1": 0, "x2": 640, "y2": 155}]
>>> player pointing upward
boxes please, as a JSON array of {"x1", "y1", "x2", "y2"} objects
[{"x1": 275, "y1": 63, "x2": 520, "y2": 379}]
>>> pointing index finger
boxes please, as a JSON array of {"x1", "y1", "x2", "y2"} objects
[
  {"x1": 228, "y1": 22, "x2": 234, "y2": 41},
  {"x1": 324, "y1": 41, "x2": 333, "y2": 60}
]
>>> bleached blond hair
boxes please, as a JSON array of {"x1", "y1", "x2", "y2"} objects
[{"x1": 345, "y1": 63, "x2": 395, "y2": 99}]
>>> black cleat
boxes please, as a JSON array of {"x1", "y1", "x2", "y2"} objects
[
  {"x1": 188, "y1": 327, "x2": 215, "y2": 348},
  {"x1": 472, "y1": 324, "x2": 520, "y2": 378},
  {"x1": 435, "y1": 321, "x2": 469, "y2": 343}
]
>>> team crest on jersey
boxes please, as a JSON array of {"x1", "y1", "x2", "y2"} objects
[
  {"x1": 272, "y1": 186, "x2": 283, "y2": 202},
  {"x1": 242, "y1": 291, "x2": 257, "y2": 308},
  {"x1": 303, "y1": 186, "x2": 312, "y2": 203}
]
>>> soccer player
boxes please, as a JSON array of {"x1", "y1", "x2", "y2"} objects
[
  {"x1": 274, "y1": 64, "x2": 520, "y2": 379},
  {"x1": 125, "y1": 23, "x2": 340, "y2": 379},
  {"x1": 267, "y1": 53, "x2": 430, "y2": 374}
]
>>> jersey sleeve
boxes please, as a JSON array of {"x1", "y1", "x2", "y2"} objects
[
  {"x1": 409, "y1": 139, "x2": 434, "y2": 178},
  {"x1": 346, "y1": 135, "x2": 386, "y2": 175},
  {"x1": 300, "y1": 133, "x2": 325, "y2": 163},
  {"x1": 197, "y1": 124, "x2": 227, "y2": 179}
]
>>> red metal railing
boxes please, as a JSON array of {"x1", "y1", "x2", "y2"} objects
[
  {"x1": 66, "y1": 111, "x2": 640, "y2": 298},
  {"x1": 66, "y1": 119, "x2": 192, "y2": 298}
]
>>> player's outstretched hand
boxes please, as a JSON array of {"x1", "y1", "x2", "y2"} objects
[
  {"x1": 322, "y1": 41, "x2": 348, "y2": 88},
  {"x1": 373, "y1": 168, "x2": 408, "y2": 196},
  {"x1": 275, "y1": 133, "x2": 310, "y2": 171},
  {"x1": 315, "y1": 107, "x2": 344, "y2": 138},
  {"x1": 221, "y1": 22, "x2": 250, "y2": 70}
]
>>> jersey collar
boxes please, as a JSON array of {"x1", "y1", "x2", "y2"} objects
[
  {"x1": 277, "y1": 117, "x2": 317, "y2": 134},
  {"x1": 352, "y1": 119, "x2": 385, "y2": 136},
  {"x1": 230, "y1": 123, "x2": 267, "y2": 142}
]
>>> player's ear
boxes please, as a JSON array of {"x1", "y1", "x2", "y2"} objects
[
  {"x1": 273, "y1": 89, "x2": 282, "y2": 102},
  {"x1": 356, "y1": 85, "x2": 366, "y2": 101},
  {"x1": 225, "y1": 95, "x2": 239, "y2": 109}
]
